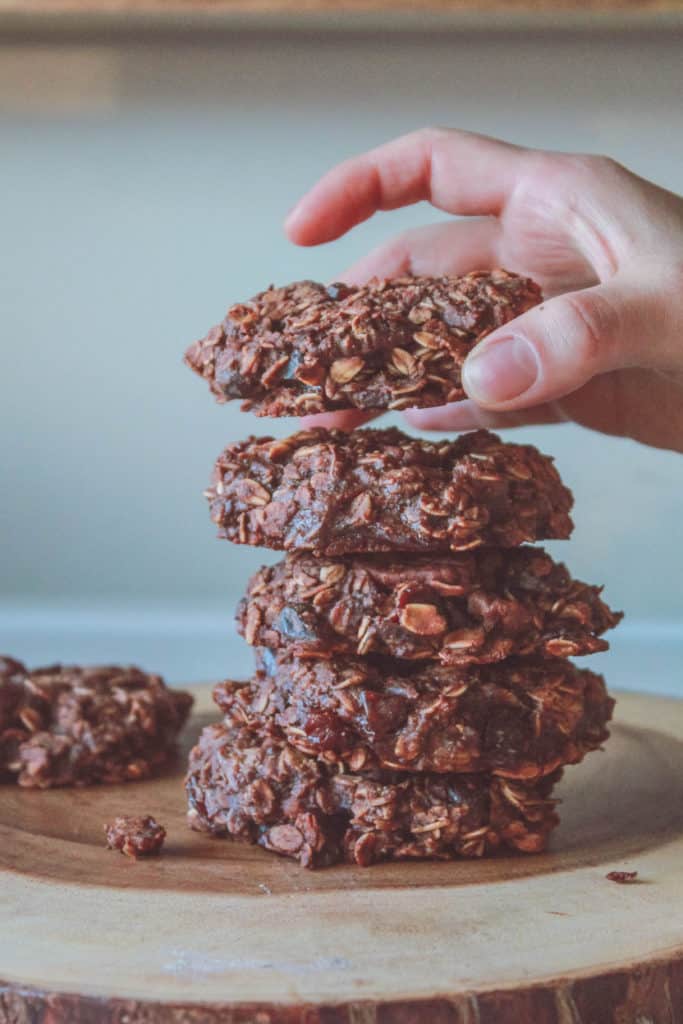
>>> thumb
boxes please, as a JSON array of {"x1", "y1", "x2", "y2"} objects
[{"x1": 461, "y1": 279, "x2": 667, "y2": 410}]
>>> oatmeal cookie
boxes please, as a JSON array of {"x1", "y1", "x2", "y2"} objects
[
  {"x1": 186, "y1": 719, "x2": 559, "y2": 868},
  {"x1": 0, "y1": 658, "x2": 193, "y2": 788},
  {"x1": 238, "y1": 548, "x2": 620, "y2": 664},
  {"x1": 185, "y1": 272, "x2": 542, "y2": 416},
  {"x1": 215, "y1": 651, "x2": 613, "y2": 778},
  {"x1": 207, "y1": 426, "x2": 573, "y2": 555}
]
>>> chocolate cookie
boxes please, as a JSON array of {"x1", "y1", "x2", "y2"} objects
[
  {"x1": 214, "y1": 652, "x2": 613, "y2": 779},
  {"x1": 0, "y1": 656, "x2": 26, "y2": 779},
  {"x1": 186, "y1": 719, "x2": 560, "y2": 868},
  {"x1": 207, "y1": 426, "x2": 573, "y2": 555},
  {"x1": 238, "y1": 548, "x2": 620, "y2": 665},
  {"x1": 185, "y1": 272, "x2": 542, "y2": 416},
  {"x1": 0, "y1": 657, "x2": 193, "y2": 788}
]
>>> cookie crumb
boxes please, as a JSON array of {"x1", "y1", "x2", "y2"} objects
[
  {"x1": 606, "y1": 870, "x2": 638, "y2": 884},
  {"x1": 104, "y1": 815, "x2": 166, "y2": 858}
]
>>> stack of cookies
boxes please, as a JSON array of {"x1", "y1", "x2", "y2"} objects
[{"x1": 184, "y1": 271, "x2": 621, "y2": 868}]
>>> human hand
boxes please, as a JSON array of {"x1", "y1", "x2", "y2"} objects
[{"x1": 285, "y1": 128, "x2": 683, "y2": 452}]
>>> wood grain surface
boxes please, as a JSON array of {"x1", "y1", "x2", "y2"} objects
[{"x1": 1, "y1": 686, "x2": 683, "y2": 1022}]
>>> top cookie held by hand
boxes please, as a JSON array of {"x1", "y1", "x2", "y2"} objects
[{"x1": 184, "y1": 271, "x2": 541, "y2": 416}]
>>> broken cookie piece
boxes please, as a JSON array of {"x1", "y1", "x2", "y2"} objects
[
  {"x1": 606, "y1": 870, "x2": 638, "y2": 884},
  {"x1": 184, "y1": 271, "x2": 542, "y2": 416},
  {"x1": 105, "y1": 815, "x2": 166, "y2": 858},
  {"x1": 0, "y1": 658, "x2": 193, "y2": 788}
]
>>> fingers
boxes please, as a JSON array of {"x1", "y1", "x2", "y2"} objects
[
  {"x1": 337, "y1": 218, "x2": 501, "y2": 286},
  {"x1": 407, "y1": 371, "x2": 683, "y2": 454},
  {"x1": 285, "y1": 127, "x2": 528, "y2": 246},
  {"x1": 340, "y1": 216, "x2": 598, "y2": 294},
  {"x1": 460, "y1": 277, "x2": 668, "y2": 411},
  {"x1": 300, "y1": 400, "x2": 565, "y2": 438},
  {"x1": 299, "y1": 410, "x2": 379, "y2": 432},
  {"x1": 405, "y1": 399, "x2": 568, "y2": 433}
]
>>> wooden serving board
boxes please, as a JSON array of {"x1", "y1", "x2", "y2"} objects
[{"x1": 2, "y1": 686, "x2": 683, "y2": 1023}]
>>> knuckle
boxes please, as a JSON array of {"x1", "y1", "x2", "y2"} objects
[
  {"x1": 569, "y1": 152, "x2": 625, "y2": 181},
  {"x1": 559, "y1": 290, "x2": 620, "y2": 366},
  {"x1": 413, "y1": 125, "x2": 452, "y2": 145},
  {"x1": 525, "y1": 151, "x2": 624, "y2": 190},
  {"x1": 520, "y1": 151, "x2": 576, "y2": 196}
]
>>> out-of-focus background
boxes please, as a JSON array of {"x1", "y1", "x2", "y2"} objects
[{"x1": 1, "y1": 10, "x2": 682, "y2": 689}]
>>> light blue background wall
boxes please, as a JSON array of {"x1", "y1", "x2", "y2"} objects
[{"x1": 1, "y1": 26, "x2": 682, "y2": 685}]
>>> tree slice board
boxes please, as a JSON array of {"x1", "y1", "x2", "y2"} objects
[{"x1": 1, "y1": 686, "x2": 683, "y2": 1023}]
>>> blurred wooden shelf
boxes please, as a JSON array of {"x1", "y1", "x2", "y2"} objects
[
  {"x1": 1, "y1": 0, "x2": 682, "y2": 34},
  {"x1": 2, "y1": 0, "x2": 681, "y2": 9}
]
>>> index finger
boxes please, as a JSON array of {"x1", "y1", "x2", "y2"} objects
[{"x1": 285, "y1": 127, "x2": 529, "y2": 246}]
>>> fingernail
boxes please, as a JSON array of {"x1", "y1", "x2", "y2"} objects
[{"x1": 463, "y1": 335, "x2": 539, "y2": 404}]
